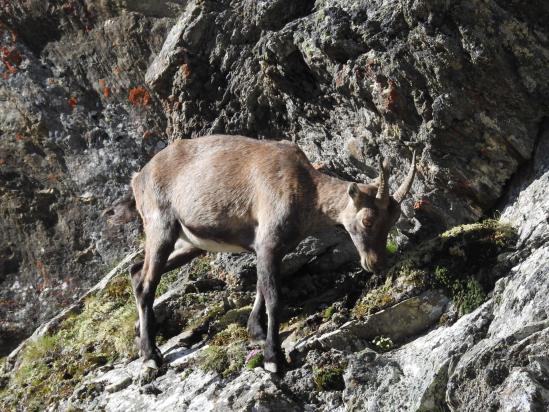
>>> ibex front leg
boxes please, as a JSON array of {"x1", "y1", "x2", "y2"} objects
[
  {"x1": 247, "y1": 283, "x2": 266, "y2": 345},
  {"x1": 256, "y1": 247, "x2": 283, "y2": 373}
]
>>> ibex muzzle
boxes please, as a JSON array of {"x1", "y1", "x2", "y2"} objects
[{"x1": 129, "y1": 135, "x2": 416, "y2": 374}]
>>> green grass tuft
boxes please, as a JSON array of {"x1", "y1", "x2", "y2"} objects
[
  {"x1": 196, "y1": 323, "x2": 249, "y2": 378},
  {"x1": 386, "y1": 239, "x2": 398, "y2": 254},
  {"x1": 322, "y1": 305, "x2": 336, "y2": 321},
  {"x1": 313, "y1": 365, "x2": 345, "y2": 391},
  {"x1": 0, "y1": 274, "x2": 137, "y2": 411}
]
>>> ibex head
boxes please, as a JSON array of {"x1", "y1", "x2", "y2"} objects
[{"x1": 341, "y1": 152, "x2": 416, "y2": 273}]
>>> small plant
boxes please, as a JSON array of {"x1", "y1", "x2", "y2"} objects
[
  {"x1": 433, "y1": 266, "x2": 486, "y2": 316},
  {"x1": 454, "y1": 278, "x2": 486, "y2": 315},
  {"x1": 197, "y1": 324, "x2": 248, "y2": 377},
  {"x1": 188, "y1": 255, "x2": 212, "y2": 280},
  {"x1": 313, "y1": 365, "x2": 345, "y2": 391},
  {"x1": 386, "y1": 239, "x2": 398, "y2": 254},
  {"x1": 372, "y1": 336, "x2": 394, "y2": 352},
  {"x1": 323, "y1": 305, "x2": 335, "y2": 321},
  {"x1": 198, "y1": 343, "x2": 247, "y2": 378},
  {"x1": 433, "y1": 266, "x2": 451, "y2": 289},
  {"x1": 245, "y1": 349, "x2": 264, "y2": 369}
]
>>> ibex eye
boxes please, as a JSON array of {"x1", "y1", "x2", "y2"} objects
[{"x1": 362, "y1": 218, "x2": 374, "y2": 228}]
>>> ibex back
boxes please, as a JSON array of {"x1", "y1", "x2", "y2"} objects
[{"x1": 130, "y1": 135, "x2": 416, "y2": 373}]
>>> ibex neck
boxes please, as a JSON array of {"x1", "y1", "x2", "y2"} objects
[{"x1": 312, "y1": 171, "x2": 350, "y2": 226}]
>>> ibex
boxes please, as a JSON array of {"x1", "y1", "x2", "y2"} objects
[{"x1": 130, "y1": 135, "x2": 416, "y2": 373}]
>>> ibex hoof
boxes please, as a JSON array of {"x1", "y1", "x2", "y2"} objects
[
  {"x1": 264, "y1": 361, "x2": 278, "y2": 374},
  {"x1": 143, "y1": 358, "x2": 160, "y2": 370},
  {"x1": 139, "y1": 359, "x2": 162, "y2": 386}
]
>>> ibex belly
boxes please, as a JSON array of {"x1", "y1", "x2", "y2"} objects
[{"x1": 179, "y1": 222, "x2": 248, "y2": 253}]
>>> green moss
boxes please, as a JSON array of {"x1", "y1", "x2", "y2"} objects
[
  {"x1": 433, "y1": 266, "x2": 486, "y2": 316},
  {"x1": 454, "y1": 278, "x2": 486, "y2": 315},
  {"x1": 216, "y1": 306, "x2": 252, "y2": 329},
  {"x1": 352, "y1": 281, "x2": 394, "y2": 318},
  {"x1": 313, "y1": 365, "x2": 345, "y2": 391},
  {"x1": 210, "y1": 323, "x2": 248, "y2": 346},
  {"x1": 198, "y1": 343, "x2": 246, "y2": 377},
  {"x1": 156, "y1": 268, "x2": 180, "y2": 297},
  {"x1": 188, "y1": 255, "x2": 213, "y2": 281},
  {"x1": 441, "y1": 219, "x2": 514, "y2": 242},
  {"x1": 246, "y1": 353, "x2": 264, "y2": 369},
  {"x1": 0, "y1": 274, "x2": 137, "y2": 411},
  {"x1": 386, "y1": 239, "x2": 398, "y2": 254},
  {"x1": 372, "y1": 336, "x2": 394, "y2": 352},
  {"x1": 197, "y1": 324, "x2": 248, "y2": 377},
  {"x1": 353, "y1": 219, "x2": 515, "y2": 321},
  {"x1": 323, "y1": 305, "x2": 336, "y2": 321}
]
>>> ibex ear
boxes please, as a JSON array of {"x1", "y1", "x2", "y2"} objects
[{"x1": 348, "y1": 183, "x2": 360, "y2": 204}]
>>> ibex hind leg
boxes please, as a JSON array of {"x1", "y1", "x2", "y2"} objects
[
  {"x1": 256, "y1": 247, "x2": 285, "y2": 374},
  {"x1": 132, "y1": 218, "x2": 178, "y2": 368}
]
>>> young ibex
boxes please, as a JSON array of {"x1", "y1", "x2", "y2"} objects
[{"x1": 130, "y1": 135, "x2": 416, "y2": 373}]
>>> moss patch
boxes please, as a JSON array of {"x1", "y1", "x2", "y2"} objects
[
  {"x1": 188, "y1": 255, "x2": 213, "y2": 281},
  {"x1": 352, "y1": 280, "x2": 394, "y2": 318},
  {"x1": 0, "y1": 274, "x2": 137, "y2": 411},
  {"x1": 196, "y1": 324, "x2": 248, "y2": 377},
  {"x1": 386, "y1": 239, "x2": 398, "y2": 254},
  {"x1": 353, "y1": 219, "x2": 516, "y2": 320},
  {"x1": 322, "y1": 305, "x2": 336, "y2": 321},
  {"x1": 156, "y1": 267, "x2": 181, "y2": 297},
  {"x1": 313, "y1": 365, "x2": 345, "y2": 391},
  {"x1": 245, "y1": 351, "x2": 264, "y2": 369}
]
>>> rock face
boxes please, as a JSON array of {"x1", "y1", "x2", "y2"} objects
[
  {"x1": 1, "y1": 0, "x2": 549, "y2": 411},
  {"x1": 0, "y1": 1, "x2": 180, "y2": 354}
]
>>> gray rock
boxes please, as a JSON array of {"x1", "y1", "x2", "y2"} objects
[
  {"x1": 106, "y1": 376, "x2": 133, "y2": 394},
  {"x1": 285, "y1": 290, "x2": 449, "y2": 360}
]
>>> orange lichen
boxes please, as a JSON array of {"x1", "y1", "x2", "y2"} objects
[
  {"x1": 128, "y1": 86, "x2": 151, "y2": 107},
  {"x1": 414, "y1": 198, "x2": 431, "y2": 210},
  {"x1": 98, "y1": 79, "x2": 111, "y2": 97},
  {"x1": 68, "y1": 96, "x2": 78, "y2": 109},
  {"x1": 0, "y1": 159, "x2": 5, "y2": 166},
  {"x1": 15, "y1": 133, "x2": 25, "y2": 141}
]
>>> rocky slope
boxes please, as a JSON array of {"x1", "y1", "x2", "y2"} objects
[{"x1": 1, "y1": 0, "x2": 549, "y2": 411}]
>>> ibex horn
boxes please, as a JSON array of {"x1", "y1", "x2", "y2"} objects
[
  {"x1": 375, "y1": 156, "x2": 390, "y2": 209},
  {"x1": 393, "y1": 150, "x2": 416, "y2": 204}
]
